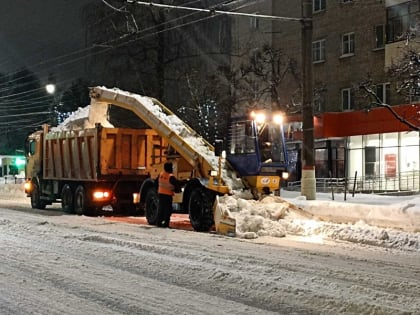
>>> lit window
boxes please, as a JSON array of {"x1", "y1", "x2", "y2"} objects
[
  {"x1": 312, "y1": 39, "x2": 326, "y2": 63},
  {"x1": 342, "y1": 32, "x2": 355, "y2": 56},
  {"x1": 313, "y1": 0, "x2": 326, "y2": 13},
  {"x1": 341, "y1": 88, "x2": 353, "y2": 110}
]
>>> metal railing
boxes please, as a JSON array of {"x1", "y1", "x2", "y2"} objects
[
  {"x1": 0, "y1": 176, "x2": 25, "y2": 185},
  {"x1": 286, "y1": 171, "x2": 420, "y2": 194}
]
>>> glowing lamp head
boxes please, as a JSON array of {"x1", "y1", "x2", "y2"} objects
[
  {"x1": 24, "y1": 182, "x2": 32, "y2": 193},
  {"x1": 273, "y1": 113, "x2": 284, "y2": 125},
  {"x1": 45, "y1": 84, "x2": 56, "y2": 94},
  {"x1": 250, "y1": 111, "x2": 266, "y2": 124}
]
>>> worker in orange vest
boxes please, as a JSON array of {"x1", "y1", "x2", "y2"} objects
[{"x1": 156, "y1": 162, "x2": 187, "y2": 228}]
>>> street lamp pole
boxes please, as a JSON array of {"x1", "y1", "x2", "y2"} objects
[
  {"x1": 45, "y1": 83, "x2": 57, "y2": 126},
  {"x1": 301, "y1": 0, "x2": 316, "y2": 200}
]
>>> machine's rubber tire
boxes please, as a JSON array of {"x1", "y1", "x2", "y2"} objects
[
  {"x1": 74, "y1": 185, "x2": 90, "y2": 215},
  {"x1": 61, "y1": 184, "x2": 74, "y2": 214},
  {"x1": 30, "y1": 183, "x2": 47, "y2": 210},
  {"x1": 188, "y1": 187, "x2": 214, "y2": 232},
  {"x1": 145, "y1": 188, "x2": 160, "y2": 225}
]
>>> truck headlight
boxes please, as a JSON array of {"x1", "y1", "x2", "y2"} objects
[{"x1": 24, "y1": 182, "x2": 32, "y2": 193}]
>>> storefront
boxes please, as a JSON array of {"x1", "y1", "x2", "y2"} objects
[
  {"x1": 286, "y1": 104, "x2": 420, "y2": 192},
  {"x1": 347, "y1": 131, "x2": 419, "y2": 191}
]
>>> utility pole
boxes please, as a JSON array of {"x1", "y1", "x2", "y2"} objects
[{"x1": 301, "y1": 0, "x2": 316, "y2": 200}]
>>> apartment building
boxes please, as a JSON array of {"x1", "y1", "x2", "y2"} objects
[
  {"x1": 276, "y1": 0, "x2": 419, "y2": 191},
  {"x1": 225, "y1": 0, "x2": 419, "y2": 191}
]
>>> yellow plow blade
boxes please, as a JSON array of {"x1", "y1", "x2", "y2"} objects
[{"x1": 213, "y1": 196, "x2": 236, "y2": 237}]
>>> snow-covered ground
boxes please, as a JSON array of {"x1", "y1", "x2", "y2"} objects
[
  {"x1": 1, "y1": 183, "x2": 419, "y2": 314},
  {"x1": 3, "y1": 180, "x2": 420, "y2": 252}
]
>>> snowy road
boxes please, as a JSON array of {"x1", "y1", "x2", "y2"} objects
[{"x1": 0, "y1": 201, "x2": 419, "y2": 315}]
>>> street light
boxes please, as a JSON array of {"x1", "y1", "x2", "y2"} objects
[
  {"x1": 45, "y1": 83, "x2": 56, "y2": 94},
  {"x1": 45, "y1": 83, "x2": 57, "y2": 125}
]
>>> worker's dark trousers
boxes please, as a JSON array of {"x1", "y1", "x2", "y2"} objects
[{"x1": 158, "y1": 194, "x2": 173, "y2": 227}]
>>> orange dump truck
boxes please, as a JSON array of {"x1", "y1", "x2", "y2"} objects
[
  {"x1": 25, "y1": 124, "x2": 166, "y2": 215},
  {"x1": 24, "y1": 86, "x2": 236, "y2": 235}
]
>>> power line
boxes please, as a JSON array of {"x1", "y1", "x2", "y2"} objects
[
  {"x1": 0, "y1": 1, "x2": 205, "y2": 92},
  {"x1": 0, "y1": 111, "x2": 50, "y2": 119},
  {"x1": 0, "y1": 0, "x2": 271, "y2": 99},
  {"x1": 127, "y1": 0, "x2": 302, "y2": 22}
]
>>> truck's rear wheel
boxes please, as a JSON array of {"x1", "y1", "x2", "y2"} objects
[
  {"x1": 31, "y1": 183, "x2": 46, "y2": 210},
  {"x1": 145, "y1": 188, "x2": 160, "y2": 225},
  {"x1": 74, "y1": 185, "x2": 94, "y2": 215},
  {"x1": 188, "y1": 187, "x2": 214, "y2": 232},
  {"x1": 61, "y1": 184, "x2": 74, "y2": 214}
]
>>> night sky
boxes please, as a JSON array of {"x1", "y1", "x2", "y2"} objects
[{"x1": 0, "y1": 0, "x2": 94, "y2": 84}]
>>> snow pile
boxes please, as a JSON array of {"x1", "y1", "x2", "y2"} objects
[
  {"x1": 51, "y1": 101, "x2": 114, "y2": 132},
  {"x1": 0, "y1": 182, "x2": 26, "y2": 200},
  {"x1": 222, "y1": 190, "x2": 420, "y2": 251},
  {"x1": 221, "y1": 195, "x2": 289, "y2": 239}
]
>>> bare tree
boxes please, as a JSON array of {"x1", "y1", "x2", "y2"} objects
[
  {"x1": 82, "y1": 0, "x2": 179, "y2": 99},
  {"x1": 359, "y1": 77, "x2": 420, "y2": 131},
  {"x1": 208, "y1": 44, "x2": 300, "y2": 116}
]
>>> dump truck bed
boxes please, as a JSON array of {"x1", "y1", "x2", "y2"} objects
[
  {"x1": 43, "y1": 126, "x2": 165, "y2": 181},
  {"x1": 90, "y1": 87, "x2": 222, "y2": 181}
]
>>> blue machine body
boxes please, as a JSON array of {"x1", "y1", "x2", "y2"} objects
[{"x1": 226, "y1": 114, "x2": 289, "y2": 178}]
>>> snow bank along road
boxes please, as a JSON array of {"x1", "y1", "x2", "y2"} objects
[{"x1": 1, "y1": 201, "x2": 419, "y2": 315}]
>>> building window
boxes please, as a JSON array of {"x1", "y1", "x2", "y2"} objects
[
  {"x1": 314, "y1": 94, "x2": 326, "y2": 113},
  {"x1": 219, "y1": 19, "x2": 229, "y2": 53},
  {"x1": 341, "y1": 32, "x2": 355, "y2": 56},
  {"x1": 250, "y1": 15, "x2": 259, "y2": 30},
  {"x1": 312, "y1": 39, "x2": 326, "y2": 63},
  {"x1": 374, "y1": 25, "x2": 385, "y2": 49},
  {"x1": 376, "y1": 83, "x2": 390, "y2": 104},
  {"x1": 387, "y1": 2, "x2": 419, "y2": 43},
  {"x1": 341, "y1": 88, "x2": 353, "y2": 110},
  {"x1": 365, "y1": 146, "x2": 378, "y2": 178},
  {"x1": 342, "y1": 0, "x2": 353, "y2": 3},
  {"x1": 313, "y1": 0, "x2": 326, "y2": 13}
]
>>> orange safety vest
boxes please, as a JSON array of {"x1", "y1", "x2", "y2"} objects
[{"x1": 158, "y1": 171, "x2": 175, "y2": 196}]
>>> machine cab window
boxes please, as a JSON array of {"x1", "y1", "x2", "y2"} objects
[{"x1": 229, "y1": 120, "x2": 256, "y2": 154}]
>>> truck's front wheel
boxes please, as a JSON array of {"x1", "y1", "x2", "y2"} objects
[
  {"x1": 31, "y1": 183, "x2": 46, "y2": 210},
  {"x1": 188, "y1": 187, "x2": 214, "y2": 232},
  {"x1": 145, "y1": 188, "x2": 160, "y2": 225}
]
